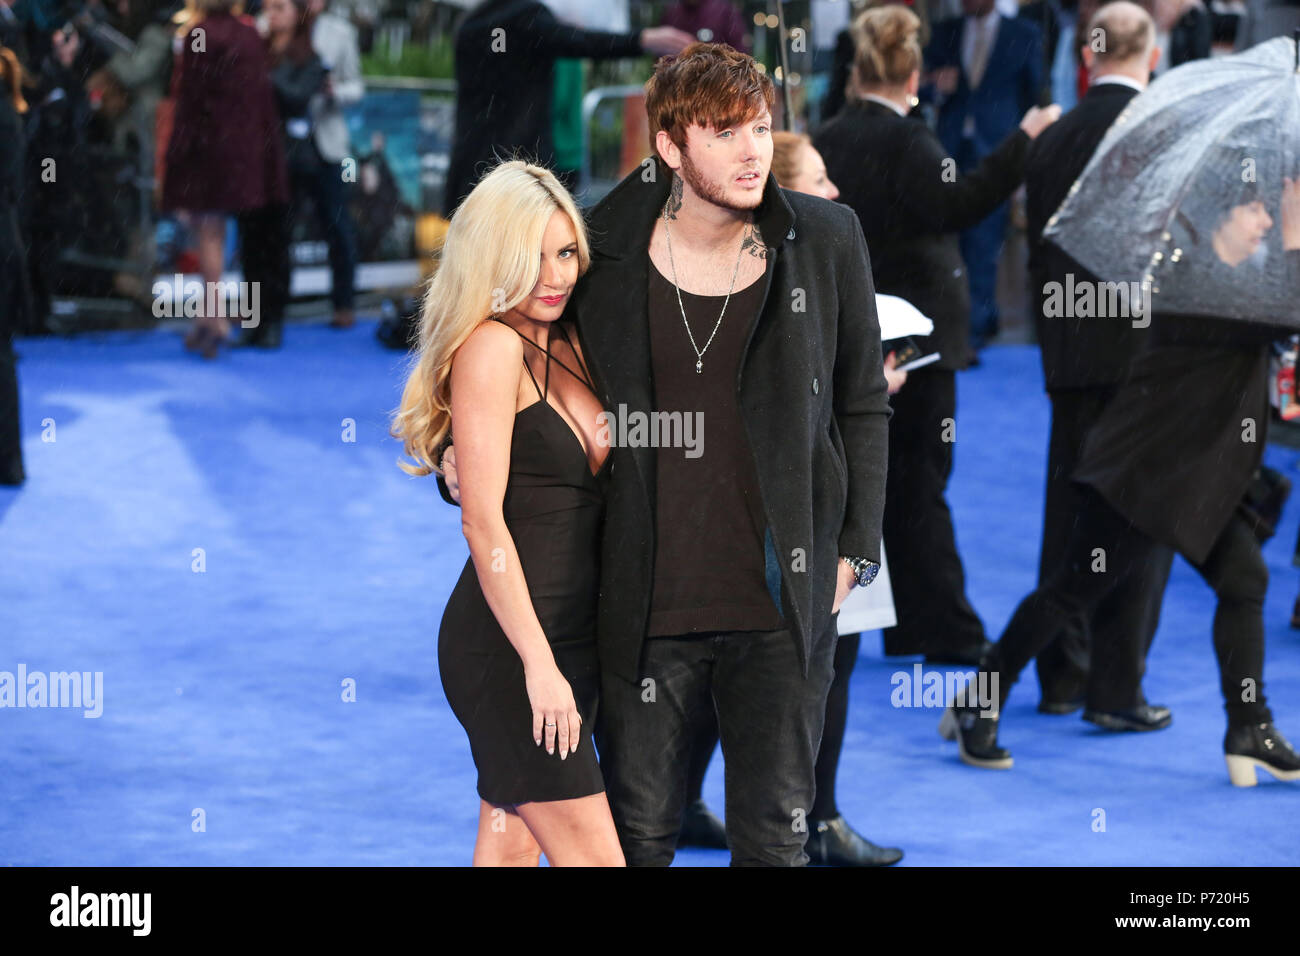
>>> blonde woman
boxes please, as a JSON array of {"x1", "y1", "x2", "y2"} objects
[{"x1": 392, "y1": 161, "x2": 623, "y2": 866}]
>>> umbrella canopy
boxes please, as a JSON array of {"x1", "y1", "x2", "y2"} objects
[{"x1": 1043, "y1": 36, "x2": 1300, "y2": 328}]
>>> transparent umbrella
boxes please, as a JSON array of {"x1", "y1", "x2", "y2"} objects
[{"x1": 1043, "y1": 35, "x2": 1300, "y2": 328}]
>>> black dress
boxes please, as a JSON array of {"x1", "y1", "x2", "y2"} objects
[{"x1": 438, "y1": 319, "x2": 609, "y2": 805}]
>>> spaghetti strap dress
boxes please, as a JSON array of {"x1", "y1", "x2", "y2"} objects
[{"x1": 438, "y1": 319, "x2": 611, "y2": 805}]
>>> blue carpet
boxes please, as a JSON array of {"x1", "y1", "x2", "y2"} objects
[{"x1": 1, "y1": 323, "x2": 1297, "y2": 866}]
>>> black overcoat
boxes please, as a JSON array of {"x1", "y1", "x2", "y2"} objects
[{"x1": 570, "y1": 168, "x2": 891, "y2": 681}]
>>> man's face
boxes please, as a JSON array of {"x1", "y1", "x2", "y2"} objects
[{"x1": 675, "y1": 110, "x2": 773, "y2": 212}]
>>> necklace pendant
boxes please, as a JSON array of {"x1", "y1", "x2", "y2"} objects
[{"x1": 695, "y1": 359, "x2": 703, "y2": 374}]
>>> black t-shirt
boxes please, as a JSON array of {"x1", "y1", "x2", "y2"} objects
[{"x1": 645, "y1": 259, "x2": 784, "y2": 636}]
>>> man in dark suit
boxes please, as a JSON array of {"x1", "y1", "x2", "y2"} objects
[
  {"x1": 927, "y1": 0, "x2": 1043, "y2": 350},
  {"x1": 444, "y1": 0, "x2": 691, "y2": 215},
  {"x1": 1023, "y1": 0, "x2": 1172, "y2": 729}
]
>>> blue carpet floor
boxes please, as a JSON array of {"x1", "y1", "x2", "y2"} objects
[{"x1": 1, "y1": 321, "x2": 1297, "y2": 866}]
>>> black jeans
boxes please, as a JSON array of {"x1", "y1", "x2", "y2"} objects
[
  {"x1": 993, "y1": 486, "x2": 1271, "y2": 726},
  {"x1": 236, "y1": 203, "x2": 291, "y2": 332},
  {"x1": 595, "y1": 617, "x2": 838, "y2": 866}
]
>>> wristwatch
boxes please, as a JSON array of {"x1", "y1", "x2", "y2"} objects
[{"x1": 841, "y1": 556, "x2": 880, "y2": 588}]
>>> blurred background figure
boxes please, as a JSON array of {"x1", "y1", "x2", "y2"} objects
[
  {"x1": 816, "y1": 3, "x2": 1057, "y2": 665},
  {"x1": 161, "y1": 0, "x2": 289, "y2": 356},
  {"x1": 660, "y1": 0, "x2": 748, "y2": 50},
  {"x1": 1024, "y1": 0, "x2": 1173, "y2": 727},
  {"x1": 926, "y1": 0, "x2": 1044, "y2": 353},
  {"x1": 1235, "y1": 0, "x2": 1300, "y2": 48},
  {"x1": 443, "y1": 0, "x2": 691, "y2": 215},
  {"x1": 1, "y1": 41, "x2": 30, "y2": 485},
  {"x1": 306, "y1": 0, "x2": 362, "y2": 329}
]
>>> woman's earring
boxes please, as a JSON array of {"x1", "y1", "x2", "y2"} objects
[{"x1": 908, "y1": 95, "x2": 920, "y2": 108}]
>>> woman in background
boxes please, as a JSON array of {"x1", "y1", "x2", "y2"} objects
[
  {"x1": 162, "y1": 0, "x2": 288, "y2": 357},
  {"x1": 814, "y1": 5, "x2": 1057, "y2": 665}
]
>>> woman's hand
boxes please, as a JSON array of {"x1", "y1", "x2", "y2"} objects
[
  {"x1": 883, "y1": 352, "x2": 908, "y2": 395},
  {"x1": 440, "y1": 444, "x2": 460, "y2": 504},
  {"x1": 525, "y1": 661, "x2": 582, "y2": 759}
]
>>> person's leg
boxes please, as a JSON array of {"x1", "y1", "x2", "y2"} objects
[
  {"x1": 191, "y1": 212, "x2": 228, "y2": 348},
  {"x1": 513, "y1": 792, "x2": 625, "y2": 866},
  {"x1": 676, "y1": 717, "x2": 727, "y2": 850},
  {"x1": 811, "y1": 631, "x2": 857, "y2": 822},
  {"x1": 712, "y1": 620, "x2": 837, "y2": 866},
  {"x1": 471, "y1": 800, "x2": 541, "y2": 867},
  {"x1": 881, "y1": 369, "x2": 987, "y2": 660},
  {"x1": 1192, "y1": 512, "x2": 1271, "y2": 726},
  {"x1": 0, "y1": 326, "x2": 22, "y2": 485},
  {"x1": 1085, "y1": 542, "x2": 1174, "y2": 715},
  {"x1": 961, "y1": 202, "x2": 1008, "y2": 350},
  {"x1": 1189, "y1": 512, "x2": 1300, "y2": 785},
  {"x1": 1035, "y1": 389, "x2": 1107, "y2": 709},
  {"x1": 944, "y1": 487, "x2": 1154, "y2": 767},
  {"x1": 309, "y1": 155, "x2": 358, "y2": 326},
  {"x1": 594, "y1": 637, "x2": 716, "y2": 866}
]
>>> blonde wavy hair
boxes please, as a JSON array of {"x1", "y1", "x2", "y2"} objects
[{"x1": 391, "y1": 160, "x2": 591, "y2": 477}]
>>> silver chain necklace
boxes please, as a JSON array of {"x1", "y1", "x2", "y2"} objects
[{"x1": 662, "y1": 207, "x2": 747, "y2": 374}]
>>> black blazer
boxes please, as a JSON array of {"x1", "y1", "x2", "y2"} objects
[
  {"x1": 444, "y1": 0, "x2": 641, "y2": 214},
  {"x1": 575, "y1": 169, "x2": 890, "y2": 682},
  {"x1": 814, "y1": 99, "x2": 1029, "y2": 371},
  {"x1": 1025, "y1": 81, "x2": 1141, "y2": 391}
]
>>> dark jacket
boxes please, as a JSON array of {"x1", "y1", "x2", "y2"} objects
[
  {"x1": 1025, "y1": 81, "x2": 1142, "y2": 391},
  {"x1": 162, "y1": 11, "x2": 289, "y2": 213},
  {"x1": 569, "y1": 168, "x2": 890, "y2": 682},
  {"x1": 814, "y1": 99, "x2": 1030, "y2": 371},
  {"x1": 444, "y1": 0, "x2": 642, "y2": 214},
  {"x1": 1075, "y1": 262, "x2": 1296, "y2": 564}
]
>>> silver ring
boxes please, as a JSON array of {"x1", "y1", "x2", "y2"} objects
[{"x1": 545, "y1": 721, "x2": 556, "y2": 727}]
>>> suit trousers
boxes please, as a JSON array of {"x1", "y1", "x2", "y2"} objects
[
  {"x1": 595, "y1": 617, "x2": 838, "y2": 866},
  {"x1": 1035, "y1": 387, "x2": 1172, "y2": 710},
  {"x1": 993, "y1": 486, "x2": 1271, "y2": 725},
  {"x1": 881, "y1": 369, "x2": 987, "y2": 657}
]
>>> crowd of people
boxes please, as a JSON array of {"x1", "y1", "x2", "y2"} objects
[
  {"x1": 4, "y1": 0, "x2": 1300, "y2": 865},
  {"x1": 413, "y1": 0, "x2": 1300, "y2": 867}
]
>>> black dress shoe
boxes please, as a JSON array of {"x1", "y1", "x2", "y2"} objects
[
  {"x1": 676, "y1": 799, "x2": 728, "y2": 850},
  {"x1": 1225, "y1": 721, "x2": 1300, "y2": 786},
  {"x1": 1082, "y1": 703, "x2": 1172, "y2": 732},
  {"x1": 805, "y1": 815, "x2": 903, "y2": 866},
  {"x1": 939, "y1": 701, "x2": 1012, "y2": 769},
  {"x1": 924, "y1": 639, "x2": 993, "y2": 667}
]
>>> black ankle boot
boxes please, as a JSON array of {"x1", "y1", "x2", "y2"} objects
[
  {"x1": 804, "y1": 815, "x2": 903, "y2": 866},
  {"x1": 1224, "y1": 720, "x2": 1300, "y2": 786}
]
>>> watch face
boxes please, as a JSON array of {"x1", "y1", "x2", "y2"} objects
[{"x1": 858, "y1": 563, "x2": 879, "y2": 587}]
